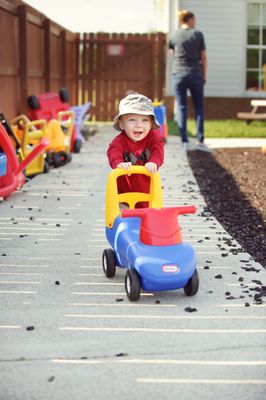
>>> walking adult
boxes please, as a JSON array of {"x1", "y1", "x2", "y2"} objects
[{"x1": 169, "y1": 10, "x2": 208, "y2": 150}]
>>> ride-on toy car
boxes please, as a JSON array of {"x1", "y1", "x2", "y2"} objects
[
  {"x1": 103, "y1": 166, "x2": 199, "y2": 301},
  {"x1": 9, "y1": 111, "x2": 74, "y2": 168},
  {"x1": 1, "y1": 113, "x2": 50, "y2": 177},
  {"x1": 0, "y1": 121, "x2": 48, "y2": 199},
  {"x1": 27, "y1": 88, "x2": 83, "y2": 153}
]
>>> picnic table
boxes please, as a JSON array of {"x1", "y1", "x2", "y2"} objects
[{"x1": 237, "y1": 99, "x2": 266, "y2": 123}]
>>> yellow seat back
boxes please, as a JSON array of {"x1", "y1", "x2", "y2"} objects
[{"x1": 105, "y1": 166, "x2": 163, "y2": 228}]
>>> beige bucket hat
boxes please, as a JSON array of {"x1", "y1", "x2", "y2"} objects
[{"x1": 113, "y1": 94, "x2": 160, "y2": 131}]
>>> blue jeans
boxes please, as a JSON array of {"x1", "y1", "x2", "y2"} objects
[{"x1": 173, "y1": 74, "x2": 204, "y2": 143}]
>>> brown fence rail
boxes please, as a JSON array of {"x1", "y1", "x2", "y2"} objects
[
  {"x1": 79, "y1": 32, "x2": 166, "y2": 121},
  {"x1": 0, "y1": 0, "x2": 78, "y2": 119}
]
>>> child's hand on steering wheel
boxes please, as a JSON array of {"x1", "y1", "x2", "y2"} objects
[
  {"x1": 145, "y1": 162, "x2": 157, "y2": 174},
  {"x1": 117, "y1": 162, "x2": 132, "y2": 170}
]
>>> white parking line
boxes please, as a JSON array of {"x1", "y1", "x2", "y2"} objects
[
  {"x1": 216, "y1": 304, "x2": 266, "y2": 307},
  {"x1": 59, "y1": 207, "x2": 81, "y2": 210},
  {"x1": 38, "y1": 239, "x2": 62, "y2": 241},
  {"x1": 88, "y1": 239, "x2": 108, "y2": 242},
  {"x1": 198, "y1": 266, "x2": 242, "y2": 269},
  {"x1": 59, "y1": 327, "x2": 266, "y2": 333},
  {"x1": 0, "y1": 218, "x2": 73, "y2": 221},
  {"x1": 72, "y1": 292, "x2": 153, "y2": 296},
  {"x1": 74, "y1": 282, "x2": 123, "y2": 286},
  {"x1": 0, "y1": 222, "x2": 71, "y2": 226},
  {"x1": 0, "y1": 272, "x2": 45, "y2": 276},
  {"x1": 196, "y1": 251, "x2": 224, "y2": 255},
  {"x1": 1, "y1": 227, "x2": 67, "y2": 231},
  {"x1": 64, "y1": 314, "x2": 266, "y2": 320},
  {"x1": 13, "y1": 206, "x2": 39, "y2": 209},
  {"x1": 0, "y1": 290, "x2": 37, "y2": 294},
  {"x1": 0, "y1": 281, "x2": 41, "y2": 284},
  {"x1": 0, "y1": 264, "x2": 49, "y2": 268},
  {"x1": 68, "y1": 302, "x2": 177, "y2": 308},
  {"x1": 193, "y1": 245, "x2": 218, "y2": 248},
  {"x1": 228, "y1": 283, "x2": 257, "y2": 287},
  {"x1": 0, "y1": 325, "x2": 21, "y2": 329},
  {"x1": 51, "y1": 358, "x2": 266, "y2": 366},
  {"x1": 0, "y1": 232, "x2": 64, "y2": 236},
  {"x1": 75, "y1": 273, "x2": 103, "y2": 276},
  {"x1": 137, "y1": 378, "x2": 266, "y2": 385},
  {"x1": 28, "y1": 193, "x2": 87, "y2": 197}
]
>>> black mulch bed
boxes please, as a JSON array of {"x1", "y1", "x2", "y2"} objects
[{"x1": 187, "y1": 147, "x2": 266, "y2": 268}]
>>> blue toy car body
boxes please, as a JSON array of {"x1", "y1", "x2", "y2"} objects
[{"x1": 103, "y1": 166, "x2": 199, "y2": 301}]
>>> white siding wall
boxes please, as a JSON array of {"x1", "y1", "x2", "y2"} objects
[{"x1": 172, "y1": 0, "x2": 246, "y2": 97}]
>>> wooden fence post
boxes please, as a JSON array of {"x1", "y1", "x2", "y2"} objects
[
  {"x1": 61, "y1": 30, "x2": 66, "y2": 87},
  {"x1": 81, "y1": 33, "x2": 87, "y2": 104},
  {"x1": 18, "y1": 4, "x2": 28, "y2": 113},
  {"x1": 44, "y1": 19, "x2": 51, "y2": 92}
]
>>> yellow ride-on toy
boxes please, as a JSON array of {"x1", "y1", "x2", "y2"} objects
[
  {"x1": 11, "y1": 111, "x2": 75, "y2": 169},
  {"x1": 44, "y1": 110, "x2": 74, "y2": 167},
  {"x1": 1, "y1": 113, "x2": 48, "y2": 177}
]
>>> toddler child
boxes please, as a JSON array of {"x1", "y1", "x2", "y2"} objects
[{"x1": 107, "y1": 93, "x2": 164, "y2": 207}]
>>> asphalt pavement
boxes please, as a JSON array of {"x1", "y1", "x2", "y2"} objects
[{"x1": 0, "y1": 126, "x2": 265, "y2": 400}]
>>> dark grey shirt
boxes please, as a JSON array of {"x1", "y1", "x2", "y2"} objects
[{"x1": 169, "y1": 28, "x2": 206, "y2": 76}]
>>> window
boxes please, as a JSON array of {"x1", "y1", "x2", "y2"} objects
[{"x1": 246, "y1": 1, "x2": 266, "y2": 91}]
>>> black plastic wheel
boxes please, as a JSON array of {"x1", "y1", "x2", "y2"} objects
[
  {"x1": 59, "y1": 88, "x2": 69, "y2": 103},
  {"x1": 53, "y1": 151, "x2": 69, "y2": 168},
  {"x1": 125, "y1": 269, "x2": 141, "y2": 301},
  {"x1": 183, "y1": 269, "x2": 199, "y2": 296},
  {"x1": 43, "y1": 161, "x2": 50, "y2": 173},
  {"x1": 73, "y1": 138, "x2": 82, "y2": 153},
  {"x1": 27, "y1": 95, "x2": 40, "y2": 110},
  {"x1": 102, "y1": 249, "x2": 116, "y2": 278}
]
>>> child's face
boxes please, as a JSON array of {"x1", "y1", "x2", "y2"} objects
[{"x1": 119, "y1": 113, "x2": 153, "y2": 142}]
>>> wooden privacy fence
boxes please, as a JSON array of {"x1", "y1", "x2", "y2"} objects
[
  {"x1": 79, "y1": 32, "x2": 166, "y2": 121},
  {"x1": 0, "y1": 0, "x2": 78, "y2": 119},
  {"x1": 0, "y1": 0, "x2": 166, "y2": 121}
]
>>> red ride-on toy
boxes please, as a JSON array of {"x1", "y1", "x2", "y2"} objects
[
  {"x1": 27, "y1": 88, "x2": 83, "y2": 153},
  {"x1": 0, "y1": 121, "x2": 49, "y2": 199}
]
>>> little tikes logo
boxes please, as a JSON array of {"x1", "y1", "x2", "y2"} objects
[{"x1": 162, "y1": 264, "x2": 180, "y2": 273}]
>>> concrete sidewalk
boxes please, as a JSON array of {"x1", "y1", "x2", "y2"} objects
[
  {"x1": 205, "y1": 137, "x2": 266, "y2": 148},
  {"x1": 0, "y1": 126, "x2": 265, "y2": 400}
]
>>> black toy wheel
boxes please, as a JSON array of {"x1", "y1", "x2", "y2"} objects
[
  {"x1": 45, "y1": 152, "x2": 53, "y2": 165},
  {"x1": 27, "y1": 95, "x2": 40, "y2": 110},
  {"x1": 102, "y1": 249, "x2": 116, "y2": 278},
  {"x1": 53, "y1": 151, "x2": 70, "y2": 167},
  {"x1": 59, "y1": 88, "x2": 69, "y2": 103},
  {"x1": 183, "y1": 269, "x2": 199, "y2": 296},
  {"x1": 43, "y1": 161, "x2": 50, "y2": 173},
  {"x1": 73, "y1": 138, "x2": 82, "y2": 153},
  {"x1": 125, "y1": 269, "x2": 141, "y2": 301}
]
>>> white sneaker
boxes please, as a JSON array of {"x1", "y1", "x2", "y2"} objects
[
  {"x1": 195, "y1": 142, "x2": 213, "y2": 152},
  {"x1": 182, "y1": 142, "x2": 195, "y2": 151},
  {"x1": 182, "y1": 142, "x2": 189, "y2": 151}
]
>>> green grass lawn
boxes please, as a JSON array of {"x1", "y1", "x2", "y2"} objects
[{"x1": 167, "y1": 119, "x2": 266, "y2": 138}]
